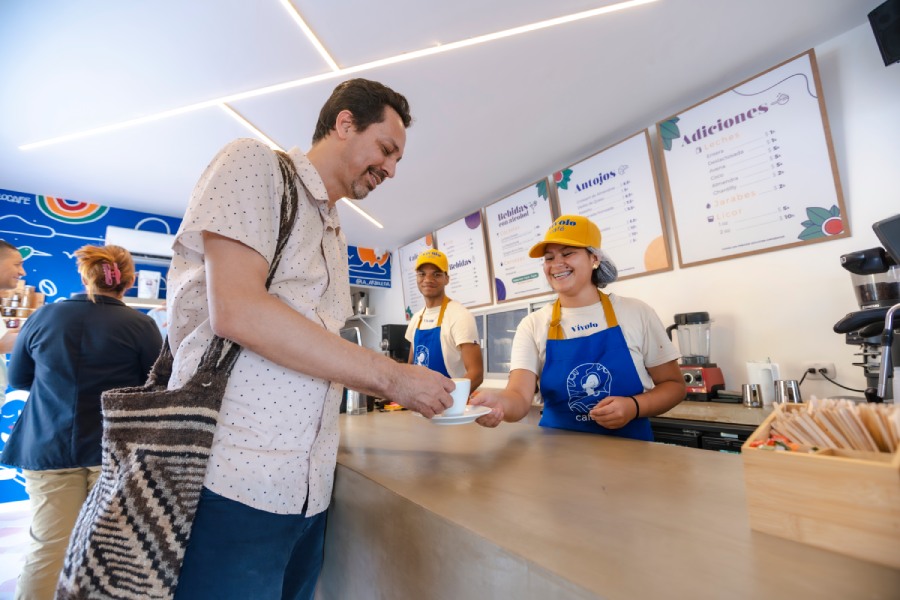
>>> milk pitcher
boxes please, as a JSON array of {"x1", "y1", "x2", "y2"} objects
[{"x1": 746, "y1": 360, "x2": 780, "y2": 406}]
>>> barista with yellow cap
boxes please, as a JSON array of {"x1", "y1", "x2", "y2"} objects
[
  {"x1": 469, "y1": 215, "x2": 685, "y2": 440},
  {"x1": 405, "y1": 249, "x2": 483, "y2": 390}
]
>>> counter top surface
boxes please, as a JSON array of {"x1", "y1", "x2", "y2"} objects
[
  {"x1": 481, "y1": 377, "x2": 773, "y2": 426},
  {"x1": 657, "y1": 400, "x2": 774, "y2": 426},
  {"x1": 336, "y1": 411, "x2": 898, "y2": 599}
]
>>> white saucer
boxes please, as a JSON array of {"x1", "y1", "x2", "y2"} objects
[{"x1": 417, "y1": 405, "x2": 491, "y2": 425}]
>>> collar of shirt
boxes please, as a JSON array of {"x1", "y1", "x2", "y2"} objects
[{"x1": 287, "y1": 147, "x2": 340, "y2": 231}]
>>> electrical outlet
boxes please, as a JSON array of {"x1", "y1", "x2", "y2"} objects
[{"x1": 802, "y1": 362, "x2": 836, "y2": 380}]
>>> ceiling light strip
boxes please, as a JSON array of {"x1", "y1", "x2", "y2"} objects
[
  {"x1": 220, "y1": 103, "x2": 284, "y2": 150},
  {"x1": 277, "y1": 0, "x2": 341, "y2": 71},
  {"x1": 340, "y1": 0, "x2": 657, "y2": 74},
  {"x1": 341, "y1": 198, "x2": 384, "y2": 229},
  {"x1": 19, "y1": 0, "x2": 656, "y2": 150}
]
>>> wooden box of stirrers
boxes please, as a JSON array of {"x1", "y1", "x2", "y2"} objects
[{"x1": 741, "y1": 400, "x2": 900, "y2": 569}]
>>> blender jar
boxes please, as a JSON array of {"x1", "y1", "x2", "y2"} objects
[{"x1": 667, "y1": 312, "x2": 712, "y2": 366}]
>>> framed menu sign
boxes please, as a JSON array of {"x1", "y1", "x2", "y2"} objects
[
  {"x1": 435, "y1": 211, "x2": 493, "y2": 308},
  {"x1": 656, "y1": 50, "x2": 847, "y2": 267},
  {"x1": 397, "y1": 235, "x2": 433, "y2": 320},
  {"x1": 554, "y1": 130, "x2": 671, "y2": 279},
  {"x1": 483, "y1": 181, "x2": 554, "y2": 302}
]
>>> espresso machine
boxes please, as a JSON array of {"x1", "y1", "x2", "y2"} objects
[
  {"x1": 833, "y1": 214, "x2": 900, "y2": 402},
  {"x1": 381, "y1": 324, "x2": 411, "y2": 362},
  {"x1": 666, "y1": 312, "x2": 727, "y2": 402}
]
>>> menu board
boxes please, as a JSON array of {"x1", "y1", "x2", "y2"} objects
[
  {"x1": 397, "y1": 235, "x2": 433, "y2": 320},
  {"x1": 554, "y1": 130, "x2": 670, "y2": 279},
  {"x1": 435, "y1": 211, "x2": 493, "y2": 308},
  {"x1": 483, "y1": 181, "x2": 554, "y2": 302},
  {"x1": 656, "y1": 50, "x2": 847, "y2": 267}
]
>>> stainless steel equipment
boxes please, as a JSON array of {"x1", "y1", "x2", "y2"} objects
[
  {"x1": 833, "y1": 213, "x2": 900, "y2": 401},
  {"x1": 742, "y1": 383, "x2": 763, "y2": 408},
  {"x1": 874, "y1": 302, "x2": 900, "y2": 402},
  {"x1": 773, "y1": 379, "x2": 802, "y2": 404}
]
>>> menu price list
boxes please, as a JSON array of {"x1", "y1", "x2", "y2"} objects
[
  {"x1": 397, "y1": 236, "x2": 433, "y2": 320},
  {"x1": 555, "y1": 131, "x2": 669, "y2": 277},
  {"x1": 484, "y1": 183, "x2": 554, "y2": 302},
  {"x1": 659, "y1": 51, "x2": 846, "y2": 266},
  {"x1": 436, "y1": 211, "x2": 492, "y2": 308}
]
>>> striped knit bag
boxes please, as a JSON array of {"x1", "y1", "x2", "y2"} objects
[{"x1": 56, "y1": 150, "x2": 299, "y2": 599}]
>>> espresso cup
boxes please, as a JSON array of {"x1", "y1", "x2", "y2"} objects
[
  {"x1": 773, "y1": 379, "x2": 802, "y2": 404},
  {"x1": 742, "y1": 383, "x2": 763, "y2": 408},
  {"x1": 444, "y1": 378, "x2": 471, "y2": 417}
]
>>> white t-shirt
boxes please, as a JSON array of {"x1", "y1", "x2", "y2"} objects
[
  {"x1": 510, "y1": 293, "x2": 680, "y2": 391},
  {"x1": 168, "y1": 138, "x2": 351, "y2": 516},
  {"x1": 405, "y1": 300, "x2": 479, "y2": 379}
]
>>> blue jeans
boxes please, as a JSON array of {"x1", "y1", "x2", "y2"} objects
[{"x1": 173, "y1": 488, "x2": 327, "y2": 600}]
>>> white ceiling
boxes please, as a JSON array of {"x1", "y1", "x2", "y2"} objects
[{"x1": 0, "y1": 0, "x2": 880, "y2": 251}]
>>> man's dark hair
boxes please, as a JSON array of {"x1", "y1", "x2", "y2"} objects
[
  {"x1": 0, "y1": 240, "x2": 17, "y2": 254},
  {"x1": 312, "y1": 79, "x2": 412, "y2": 144}
]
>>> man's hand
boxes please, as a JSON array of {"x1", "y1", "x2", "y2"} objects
[{"x1": 384, "y1": 364, "x2": 455, "y2": 418}]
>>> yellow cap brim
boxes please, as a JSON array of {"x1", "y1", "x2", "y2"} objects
[{"x1": 528, "y1": 238, "x2": 591, "y2": 258}]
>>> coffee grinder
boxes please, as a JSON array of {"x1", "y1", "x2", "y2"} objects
[
  {"x1": 833, "y1": 213, "x2": 900, "y2": 401},
  {"x1": 666, "y1": 312, "x2": 726, "y2": 402}
]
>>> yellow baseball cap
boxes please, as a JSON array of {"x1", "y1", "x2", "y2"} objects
[
  {"x1": 414, "y1": 248, "x2": 449, "y2": 272},
  {"x1": 528, "y1": 215, "x2": 601, "y2": 258}
]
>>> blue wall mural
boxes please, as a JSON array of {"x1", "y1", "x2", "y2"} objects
[
  {"x1": 0, "y1": 187, "x2": 182, "y2": 503},
  {"x1": 348, "y1": 246, "x2": 391, "y2": 288}
]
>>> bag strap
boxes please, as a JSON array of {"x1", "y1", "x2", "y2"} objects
[
  {"x1": 199, "y1": 149, "x2": 301, "y2": 375},
  {"x1": 147, "y1": 149, "x2": 301, "y2": 386}
]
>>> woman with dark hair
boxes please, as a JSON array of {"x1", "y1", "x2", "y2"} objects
[
  {"x1": 470, "y1": 215, "x2": 685, "y2": 440},
  {"x1": 1, "y1": 244, "x2": 162, "y2": 600}
]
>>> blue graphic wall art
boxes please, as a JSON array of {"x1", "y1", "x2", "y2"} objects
[{"x1": 0, "y1": 187, "x2": 182, "y2": 503}]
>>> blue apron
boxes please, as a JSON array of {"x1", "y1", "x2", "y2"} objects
[
  {"x1": 412, "y1": 297, "x2": 451, "y2": 377},
  {"x1": 539, "y1": 292, "x2": 653, "y2": 441}
]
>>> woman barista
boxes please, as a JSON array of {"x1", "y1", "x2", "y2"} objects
[{"x1": 470, "y1": 215, "x2": 685, "y2": 440}]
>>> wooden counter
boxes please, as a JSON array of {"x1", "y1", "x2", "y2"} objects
[{"x1": 317, "y1": 412, "x2": 899, "y2": 599}]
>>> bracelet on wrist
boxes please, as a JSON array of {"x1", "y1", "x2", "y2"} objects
[{"x1": 628, "y1": 395, "x2": 640, "y2": 420}]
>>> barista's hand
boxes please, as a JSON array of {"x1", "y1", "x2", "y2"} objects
[
  {"x1": 589, "y1": 396, "x2": 635, "y2": 430},
  {"x1": 385, "y1": 364, "x2": 454, "y2": 418},
  {"x1": 468, "y1": 390, "x2": 505, "y2": 428}
]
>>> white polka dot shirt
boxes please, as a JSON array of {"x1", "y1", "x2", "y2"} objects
[{"x1": 167, "y1": 138, "x2": 352, "y2": 515}]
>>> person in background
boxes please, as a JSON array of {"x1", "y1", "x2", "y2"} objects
[
  {"x1": 147, "y1": 299, "x2": 168, "y2": 340},
  {"x1": 1, "y1": 244, "x2": 161, "y2": 600},
  {"x1": 470, "y1": 215, "x2": 685, "y2": 440},
  {"x1": 164, "y1": 78, "x2": 454, "y2": 600},
  {"x1": 406, "y1": 249, "x2": 483, "y2": 391},
  {"x1": 0, "y1": 240, "x2": 26, "y2": 388}
]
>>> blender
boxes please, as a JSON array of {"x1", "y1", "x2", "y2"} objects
[{"x1": 666, "y1": 312, "x2": 726, "y2": 402}]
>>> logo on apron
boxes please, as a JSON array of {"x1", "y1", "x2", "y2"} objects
[
  {"x1": 565, "y1": 363, "x2": 613, "y2": 412},
  {"x1": 414, "y1": 345, "x2": 430, "y2": 367}
]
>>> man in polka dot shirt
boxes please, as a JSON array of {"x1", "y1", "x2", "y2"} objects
[{"x1": 166, "y1": 79, "x2": 456, "y2": 599}]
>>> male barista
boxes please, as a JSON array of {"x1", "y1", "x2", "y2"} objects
[{"x1": 406, "y1": 249, "x2": 483, "y2": 390}]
